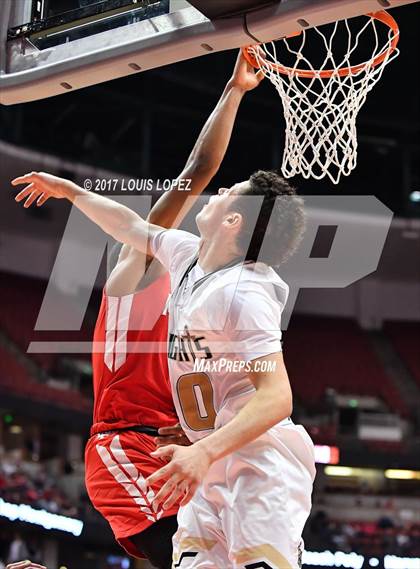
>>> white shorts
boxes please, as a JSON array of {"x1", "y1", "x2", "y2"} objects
[{"x1": 172, "y1": 420, "x2": 315, "y2": 569}]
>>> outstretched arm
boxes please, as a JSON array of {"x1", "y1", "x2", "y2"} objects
[
  {"x1": 148, "y1": 51, "x2": 263, "y2": 228},
  {"x1": 12, "y1": 173, "x2": 157, "y2": 255},
  {"x1": 106, "y1": 51, "x2": 263, "y2": 294},
  {"x1": 12, "y1": 53, "x2": 262, "y2": 265}
]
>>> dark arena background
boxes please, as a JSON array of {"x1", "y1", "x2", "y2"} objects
[{"x1": 0, "y1": 1, "x2": 419, "y2": 568}]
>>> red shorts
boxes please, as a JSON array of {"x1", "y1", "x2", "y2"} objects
[{"x1": 85, "y1": 430, "x2": 179, "y2": 558}]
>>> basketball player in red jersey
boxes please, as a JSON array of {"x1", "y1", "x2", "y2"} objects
[{"x1": 12, "y1": 53, "x2": 263, "y2": 568}]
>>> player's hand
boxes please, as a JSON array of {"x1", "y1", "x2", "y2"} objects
[
  {"x1": 155, "y1": 423, "x2": 191, "y2": 448},
  {"x1": 12, "y1": 171, "x2": 77, "y2": 208},
  {"x1": 147, "y1": 443, "x2": 211, "y2": 511},
  {"x1": 228, "y1": 50, "x2": 264, "y2": 92},
  {"x1": 6, "y1": 562, "x2": 47, "y2": 569}
]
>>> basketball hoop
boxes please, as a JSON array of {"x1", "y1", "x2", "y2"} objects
[{"x1": 242, "y1": 11, "x2": 400, "y2": 184}]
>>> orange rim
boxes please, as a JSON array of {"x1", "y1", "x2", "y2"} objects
[{"x1": 242, "y1": 11, "x2": 399, "y2": 78}]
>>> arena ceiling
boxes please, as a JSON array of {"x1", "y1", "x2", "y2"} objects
[{"x1": 0, "y1": 2, "x2": 418, "y2": 217}]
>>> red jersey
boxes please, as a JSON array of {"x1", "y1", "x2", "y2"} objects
[{"x1": 90, "y1": 272, "x2": 177, "y2": 436}]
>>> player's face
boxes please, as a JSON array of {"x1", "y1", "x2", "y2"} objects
[{"x1": 196, "y1": 181, "x2": 249, "y2": 237}]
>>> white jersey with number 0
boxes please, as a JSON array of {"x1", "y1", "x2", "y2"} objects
[
  {"x1": 152, "y1": 228, "x2": 315, "y2": 569},
  {"x1": 151, "y1": 228, "x2": 289, "y2": 443}
]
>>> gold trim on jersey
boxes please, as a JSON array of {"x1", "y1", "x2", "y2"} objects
[
  {"x1": 179, "y1": 536, "x2": 217, "y2": 551},
  {"x1": 233, "y1": 544, "x2": 293, "y2": 568}
]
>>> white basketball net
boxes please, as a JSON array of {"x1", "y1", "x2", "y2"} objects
[{"x1": 248, "y1": 14, "x2": 400, "y2": 184}]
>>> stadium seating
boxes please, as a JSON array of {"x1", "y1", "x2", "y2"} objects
[
  {"x1": 284, "y1": 317, "x2": 409, "y2": 417},
  {"x1": 385, "y1": 322, "x2": 420, "y2": 390},
  {"x1": 0, "y1": 271, "x2": 94, "y2": 371},
  {"x1": 0, "y1": 345, "x2": 91, "y2": 412},
  {"x1": 0, "y1": 272, "x2": 414, "y2": 418},
  {"x1": 305, "y1": 510, "x2": 420, "y2": 557}
]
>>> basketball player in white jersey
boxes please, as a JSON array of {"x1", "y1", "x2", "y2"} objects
[
  {"x1": 12, "y1": 85, "x2": 315, "y2": 569},
  {"x1": 146, "y1": 172, "x2": 316, "y2": 569}
]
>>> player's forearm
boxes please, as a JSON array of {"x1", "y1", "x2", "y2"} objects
[
  {"x1": 148, "y1": 53, "x2": 261, "y2": 229},
  {"x1": 196, "y1": 380, "x2": 292, "y2": 464},
  {"x1": 65, "y1": 182, "x2": 151, "y2": 252},
  {"x1": 186, "y1": 81, "x2": 245, "y2": 174},
  {"x1": 147, "y1": 83, "x2": 245, "y2": 229}
]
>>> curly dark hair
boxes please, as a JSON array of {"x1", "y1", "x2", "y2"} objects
[{"x1": 231, "y1": 170, "x2": 306, "y2": 266}]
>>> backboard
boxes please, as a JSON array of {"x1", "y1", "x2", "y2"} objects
[{"x1": 0, "y1": 0, "x2": 418, "y2": 105}]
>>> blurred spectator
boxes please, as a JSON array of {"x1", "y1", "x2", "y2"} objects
[
  {"x1": 0, "y1": 452, "x2": 80, "y2": 518},
  {"x1": 304, "y1": 511, "x2": 420, "y2": 557}
]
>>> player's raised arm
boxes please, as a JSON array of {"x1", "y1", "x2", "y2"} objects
[
  {"x1": 11, "y1": 171, "x2": 159, "y2": 256},
  {"x1": 148, "y1": 51, "x2": 264, "y2": 228},
  {"x1": 103, "y1": 50, "x2": 264, "y2": 295},
  {"x1": 11, "y1": 53, "x2": 262, "y2": 266}
]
